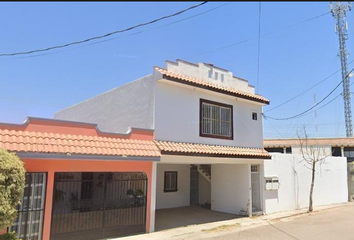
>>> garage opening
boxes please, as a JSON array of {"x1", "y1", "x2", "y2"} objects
[{"x1": 50, "y1": 172, "x2": 147, "y2": 240}]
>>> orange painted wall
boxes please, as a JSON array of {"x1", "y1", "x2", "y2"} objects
[{"x1": 23, "y1": 158, "x2": 153, "y2": 240}]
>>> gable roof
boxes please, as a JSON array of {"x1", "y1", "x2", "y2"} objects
[{"x1": 155, "y1": 67, "x2": 270, "y2": 105}]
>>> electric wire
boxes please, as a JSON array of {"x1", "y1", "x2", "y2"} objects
[
  {"x1": 185, "y1": 11, "x2": 330, "y2": 59},
  {"x1": 264, "y1": 60, "x2": 354, "y2": 114},
  {"x1": 0, "y1": 2, "x2": 208, "y2": 57},
  {"x1": 263, "y1": 67, "x2": 354, "y2": 121}
]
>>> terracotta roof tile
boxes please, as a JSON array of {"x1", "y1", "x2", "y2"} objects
[
  {"x1": 0, "y1": 129, "x2": 160, "y2": 158},
  {"x1": 155, "y1": 140, "x2": 270, "y2": 159},
  {"x1": 264, "y1": 138, "x2": 354, "y2": 148},
  {"x1": 155, "y1": 67, "x2": 270, "y2": 105}
]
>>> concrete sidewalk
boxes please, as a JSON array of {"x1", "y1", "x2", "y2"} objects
[{"x1": 117, "y1": 203, "x2": 351, "y2": 240}]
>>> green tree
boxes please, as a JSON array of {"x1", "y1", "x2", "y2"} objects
[{"x1": 0, "y1": 148, "x2": 25, "y2": 229}]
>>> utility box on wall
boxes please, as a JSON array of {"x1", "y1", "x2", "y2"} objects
[{"x1": 265, "y1": 176, "x2": 279, "y2": 190}]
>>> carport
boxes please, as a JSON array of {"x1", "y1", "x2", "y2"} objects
[
  {"x1": 152, "y1": 140, "x2": 271, "y2": 232},
  {"x1": 155, "y1": 206, "x2": 239, "y2": 231}
]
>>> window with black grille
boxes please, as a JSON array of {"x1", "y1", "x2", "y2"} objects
[{"x1": 200, "y1": 99, "x2": 233, "y2": 140}]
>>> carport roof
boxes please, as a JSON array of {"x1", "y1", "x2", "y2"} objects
[
  {"x1": 0, "y1": 118, "x2": 160, "y2": 158},
  {"x1": 155, "y1": 140, "x2": 271, "y2": 159}
]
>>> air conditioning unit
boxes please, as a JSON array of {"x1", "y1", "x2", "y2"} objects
[{"x1": 265, "y1": 176, "x2": 279, "y2": 190}]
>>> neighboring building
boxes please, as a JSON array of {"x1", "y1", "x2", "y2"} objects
[
  {"x1": 56, "y1": 59, "x2": 271, "y2": 226},
  {"x1": 264, "y1": 138, "x2": 354, "y2": 201},
  {"x1": 0, "y1": 117, "x2": 160, "y2": 240}
]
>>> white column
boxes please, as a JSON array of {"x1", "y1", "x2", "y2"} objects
[
  {"x1": 341, "y1": 147, "x2": 345, "y2": 157},
  {"x1": 283, "y1": 147, "x2": 287, "y2": 154},
  {"x1": 149, "y1": 162, "x2": 157, "y2": 232}
]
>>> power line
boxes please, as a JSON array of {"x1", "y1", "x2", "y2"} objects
[
  {"x1": 264, "y1": 117, "x2": 284, "y2": 138},
  {"x1": 264, "y1": 59, "x2": 354, "y2": 113},
  {"x1": 16, "y1": 3, "x2": 230, "y2": 59},
  {"x1": 0, "y1": 2, "x2": 208, "y2": 57},
  {"x1": 263, "y1": 67, "x2": 354, "y2": 121},
  {"x1": 185, "y1": 11, "x2": 330, "y2": 59}
]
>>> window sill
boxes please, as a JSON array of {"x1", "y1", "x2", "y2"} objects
[
  {"x1": 200, "y1": 134, "x2": 233, "y2": 140},
  {"x1": 164, "y1": 189, "x2": 178, "y2": 193}
]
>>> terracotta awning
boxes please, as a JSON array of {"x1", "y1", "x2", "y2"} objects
[
  {"x1": 155, "y1": 140, "x2": 271, "y2": 159},
  {"x1": 155, "y1": 67, "x2": 270, "y2": 105},
  {"x1": 0, "y1": 129, "x2": 160, "y2": 158}
]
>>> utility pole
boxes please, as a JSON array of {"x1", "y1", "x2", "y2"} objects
[{"x1": 331, "y1": 2, "x2": 353, "y2": 137}]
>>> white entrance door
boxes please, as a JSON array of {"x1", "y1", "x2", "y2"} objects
[{"x1": 251, "y1": 165, "x2": 261, "y2": 212}]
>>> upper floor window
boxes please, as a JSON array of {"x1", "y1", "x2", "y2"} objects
[
  {"x1": 252, "y1": 112, "x2": 258, "y2": 120},
  {"x1": 221, "y1": 74, "x2": 224, "y2": 82},
  {"x1": 215, "y1": 72, "x2": 218, "y2": 80},
  {"x1": 200, "y1": 99, "x2": 233, "y2": 140}
]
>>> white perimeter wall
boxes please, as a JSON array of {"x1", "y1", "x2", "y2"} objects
[
  {"x1": 211, "y1": 164, "x2": 250, "y2": 214},
  {"x1": 156, "y1": 164, "x2": 190, "y2": 209},
  {"x1": 154, "y1": 81, "x2": 264, "y2": 148},
  {"x1": 263, "y1": 154, "x2": 348, "y2": 214}
]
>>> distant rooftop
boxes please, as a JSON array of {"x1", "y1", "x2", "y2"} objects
[{"x1": 264, "y1": 137, "x2": 354, "y2": 148}]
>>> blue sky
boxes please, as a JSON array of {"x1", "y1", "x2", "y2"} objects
[{"x1": 0, "y1": 2, "x2": 352, "y2": 139}]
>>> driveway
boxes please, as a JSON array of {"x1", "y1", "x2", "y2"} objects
[
  {"x1": 119, "y1": 203, "x2": 353, "y2": 240},
  {"x1": 202, "y1": 203, "x2": 354, "y2": 240},
  {"x1": 155, "y1": 206, "x2": 239, "y2": 231}
]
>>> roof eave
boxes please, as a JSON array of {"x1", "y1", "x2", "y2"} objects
[
  {"x1": 161, "y1": 74, "x2": 270, "y2": 105},
  {"x1": 17, "y1": 152, "x2": 161, "y2": 161},
  {"x1": 161, "y1": 151, "x2": 271, "y2": 159}
]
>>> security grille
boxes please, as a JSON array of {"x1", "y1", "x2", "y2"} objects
[
  {"x1": 201, "y1": 101, "x2": 232, "y2": 138},
  {"x1": 9, "y1": 173, "x2": 46, "y2": 240},
  {"x1": 51, "y1": 172, "x2": 147, "y2": 240}
]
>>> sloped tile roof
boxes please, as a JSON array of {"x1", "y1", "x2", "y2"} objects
[
  {"x1": 0, "y1": 129, "x2": 160, "y2": 157},
  {"x1": 155, "y1": 140, "x2": 271, "y2": 159},
  {"x1": 264, "y1": 138, "x2": 354, "y2": 148},
  {"x1": 155, "y1": 67, "x2": 270, "y2": 105}
]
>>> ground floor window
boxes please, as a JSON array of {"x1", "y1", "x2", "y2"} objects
[
  {"x1": 164, "y1": 171, "x2": 178, "y2": 192},
  {"x1": 9, "y1": 173, "x2": 47, "y2": 240}
]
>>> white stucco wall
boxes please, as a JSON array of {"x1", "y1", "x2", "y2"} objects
[
  {"x1": 199, "y1": 174, "x2": 211, "y2": 205},
  {"x1": 166, "y1": 60, "x2": 255, "y2": 94},
  {"x1": 263, "y1": 154, "x2": 348, "y2": 214},
  {"x1": 154, "y1": 81, "x2": 264, "y2": 148},
  {"x1": 55, "y1": 74, "x2": 155, "y2": 133},
  {"x1": 211, "y1": 164, "x2": 250, "y2": 214},
  {"x1": 156, "y1": 164, "x2": 190, "y2": 209}
]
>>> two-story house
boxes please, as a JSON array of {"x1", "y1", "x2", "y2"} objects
[{"x1": 55, "y1": 59, "x2": 271, "y2": 232}]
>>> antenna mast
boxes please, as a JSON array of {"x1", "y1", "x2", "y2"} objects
[{"x1": 331, "y1": 2, "x2": 353, "y2": 137}]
